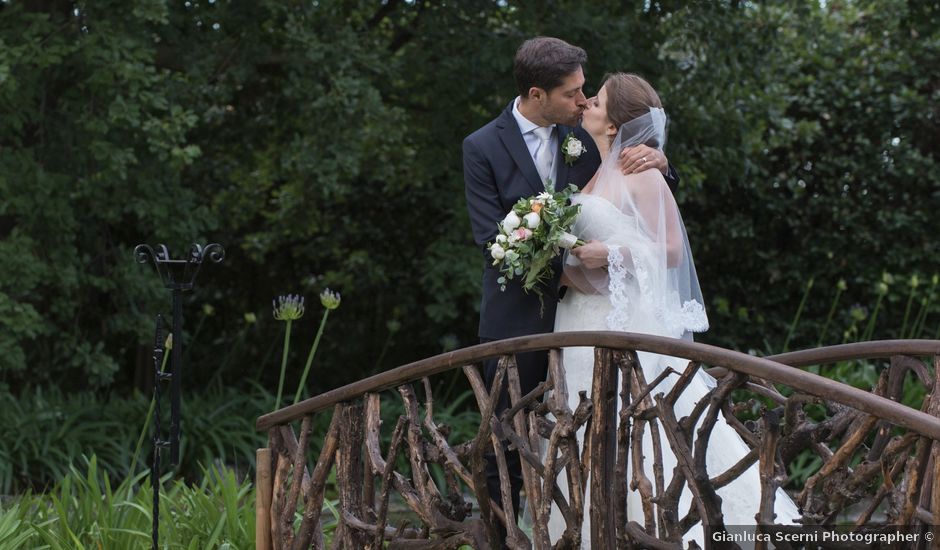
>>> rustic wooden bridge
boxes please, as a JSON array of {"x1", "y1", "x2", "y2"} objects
[{"x1": 253, "y1": 334, "x2": 940, "y2": 549}]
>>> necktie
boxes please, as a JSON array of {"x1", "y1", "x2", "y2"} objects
[{"x1": 532, "y1": 126, "x2": 554, "y2": 190}]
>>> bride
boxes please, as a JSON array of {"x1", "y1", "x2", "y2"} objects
[{"x1": 546, "y1": 73, "x2": 801, "y2": 546}]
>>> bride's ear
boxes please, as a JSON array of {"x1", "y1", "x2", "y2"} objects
[{"x1": 605, "y1": 123, "x2": 618, "y2": 138}]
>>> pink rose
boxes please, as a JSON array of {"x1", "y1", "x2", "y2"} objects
[{"x1": 513, "y1": 228, "x2": 533, "y2": 241}]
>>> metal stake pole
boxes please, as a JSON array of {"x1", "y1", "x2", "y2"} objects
[
  {"x1": 135, "y1": 243, "x2": 224, "y2": 550},
  {"x1": 170, "y1": 287, "x2": 183, "y2": 465},
  {"x1": 152, "y1": 317, "x2": 165, "y2": 550}
]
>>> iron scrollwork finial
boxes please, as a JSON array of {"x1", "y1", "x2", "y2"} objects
[{"x1": 134, "y1": 243, "x2": 226, "y2": 290}]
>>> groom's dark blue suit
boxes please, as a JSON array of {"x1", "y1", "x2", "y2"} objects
[
  {"x1": 462, "y1": 100, "x2": 679, "y2": 524},
  {"x1": 464, "y1": 102, "x2": 600, "y2": 338}
]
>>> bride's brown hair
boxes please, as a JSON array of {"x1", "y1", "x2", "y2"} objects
[{"x1": 602, "y1": 72, "x2": 663, "y2": 146}]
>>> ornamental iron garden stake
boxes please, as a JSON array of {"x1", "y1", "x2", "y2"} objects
[{"x1": 135, "y1": 242, "x2": 224, "y2": 550}]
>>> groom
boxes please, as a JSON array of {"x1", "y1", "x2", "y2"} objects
[{"x1": 462, "y1": 36, "x2": 679, "y2": 533}]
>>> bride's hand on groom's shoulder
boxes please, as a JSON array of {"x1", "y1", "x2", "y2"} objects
[
  {"x1": 618, "y1": 145, "x2": 668, "y2": 176},
  {"x1": 570, "y1": 240, "x2": 609, "y2": 270}
]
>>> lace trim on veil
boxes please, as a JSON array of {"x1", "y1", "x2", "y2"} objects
[
  {"x1": 671, "y1": 298, "x2": 709, "y2": 334},
  {"x1": 604, "y1": 244, "x2": 709, "y2": 337},
  {"x1": 605, "y1": 246, "x2": 630, "y2": 331}
]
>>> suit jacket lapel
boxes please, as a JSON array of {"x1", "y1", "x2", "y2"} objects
[
  {"x1": 554, "y1": 126, "x2": 571, "y2": 192},
  {"x1": 496, "y1": 104, "x2": 545, "y2": 196}
]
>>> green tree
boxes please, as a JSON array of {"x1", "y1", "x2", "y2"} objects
[
  {"x1": 1, "y1": 0, "x2": 937, "y2": 395},
  {"x1": 657, "y1": 0, "x2": 940, "y2": 350},
  {"x1": 0, "y1": 1, "x2": 209, "y2": 387}
]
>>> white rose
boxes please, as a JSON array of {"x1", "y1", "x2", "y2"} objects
[
  {"x1": 490, "y1": 243, "x2": 506, "y2": 260},
  {"x1": 557, "y1": 232, "x2": 579, "y2": 249},
  {"x1": 502, "y1": 211, "x2": 521, "y2": 232},
  {"x1": 495, "y1": 234, "x2": 508, "y2": 244},
  {"x1": 523, "y1": 212, "x2": 540, "y2": 229},
  {"x1": 564, "y1": 137, "x2": 585, "y2": 157}
]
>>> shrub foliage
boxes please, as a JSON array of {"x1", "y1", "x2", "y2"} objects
[{"x1": 0, "y1": 0, "x2": 937, "y2": 393}]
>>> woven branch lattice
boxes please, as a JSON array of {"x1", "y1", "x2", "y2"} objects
[{"x1": 255, "y1": 338, "x2": 940, "y2": 550}]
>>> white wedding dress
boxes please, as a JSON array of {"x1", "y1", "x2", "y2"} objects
[{"x1": 546, "y1": 190, "x2": 802, "y2": 547}]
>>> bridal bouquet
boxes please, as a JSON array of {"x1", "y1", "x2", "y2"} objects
[{"x1": 487, "y1": 183, "x2": 584, "y2": 308}]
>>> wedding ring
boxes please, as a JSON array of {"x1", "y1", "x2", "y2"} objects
[{"x1": 642, "y1": 156, "x2": 647, "y2": 163}]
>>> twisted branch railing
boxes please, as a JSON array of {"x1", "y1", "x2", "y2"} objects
[{"x1": 254, "y1": 335, "x2": 940, "y2": 549}]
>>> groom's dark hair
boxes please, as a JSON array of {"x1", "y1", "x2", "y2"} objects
[{"x1": 514, "y1": 37, "x2": 587, "y2": 97}]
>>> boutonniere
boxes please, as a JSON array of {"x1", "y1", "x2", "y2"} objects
[{"x1": 562, "y1": 133, "x2": 586, "y2": 165}]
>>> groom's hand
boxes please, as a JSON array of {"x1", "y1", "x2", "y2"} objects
[
  {"x1": 570, "y1": 240, "x2": 609, "y2": 270},
  {"x1": 619, "y1": 145, "x2": 668, "y2": 176}
]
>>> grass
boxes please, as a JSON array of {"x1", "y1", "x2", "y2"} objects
[
  {"x1": 0, "y1": 456, "x2": 256, "y2": 549},
  {"x1": 0, "y1": 384, "x2": 271, "y2": 494}
]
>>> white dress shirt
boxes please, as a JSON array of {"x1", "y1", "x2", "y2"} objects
[{"x1": 512, "y1": 97, "x2": 557, "y2": 186}]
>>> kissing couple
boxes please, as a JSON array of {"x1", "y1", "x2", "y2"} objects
[{"x1": 463, "y1": 36, "x2": 800, "y2": 547}]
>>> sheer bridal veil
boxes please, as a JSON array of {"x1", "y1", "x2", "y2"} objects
[{"x1": 563, "y1": 108, "x2": 708, "y2": 340}]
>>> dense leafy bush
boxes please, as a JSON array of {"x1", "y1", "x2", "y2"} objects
[
  {"x1": 661, "y1": 2, "x2": 940, "y2": 351},
  {"x1": 1, "y1": 0, "x2": 937, "y2": 394}
]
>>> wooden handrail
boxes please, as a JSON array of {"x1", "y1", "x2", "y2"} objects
[
  {"x1": 767, "y1": 339, "x2": 940, "y2": 367},
  {"x1": 256, "y1": 335, "x2": 940, "y2": 548},
  {"x1": 256, "y1": 333, "x2": 940, "y2": 440}
]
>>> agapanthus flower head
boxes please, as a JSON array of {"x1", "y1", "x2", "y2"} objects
[
  {"x1": 439, "y1": 333, "x2": 459, "y2": 352},
  {"x1": 273, "y1": 294, "x2": 305, "y2": 321},
  {"x1": 850, "y1": 304, "x2": 868, "y2": 322},
  {"x1": 320, "y1": 289, "x2": 341, "y2": 310}
]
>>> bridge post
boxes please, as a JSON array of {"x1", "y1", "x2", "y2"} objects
[
  {"x1": 590, "y1": 347, "x2": 617, "y2": 548},
  {"x1": 255, "y1": 447, "x2": 273, "y2": 550},
  {"x1": 335, "y1": 402, "x2": 368, "y2": 549}
]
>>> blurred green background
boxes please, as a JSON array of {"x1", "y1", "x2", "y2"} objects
[
  {"x1": 1, "y1": 1, "x2": 938, "y2": 546},
  {"x1": 1, "y1": 0, "x2": 938, "y2": 475}
]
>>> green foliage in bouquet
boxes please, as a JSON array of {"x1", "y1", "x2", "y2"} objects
[{"x1": 487, "y1": 183, "x2": 584, "y2": 311}]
